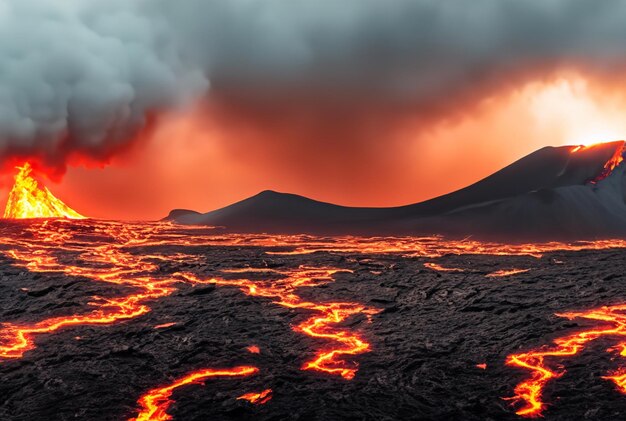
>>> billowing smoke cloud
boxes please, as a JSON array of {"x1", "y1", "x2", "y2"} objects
[
  {"x1": 4, "y1": 0, "x2": 626, "y2": 176},
  {"x1": 0, "y1": 0, "x2": 207, "y2": 174},
  {"x1": 163, "y1": 0, "x2": 626, "y2": 106}
]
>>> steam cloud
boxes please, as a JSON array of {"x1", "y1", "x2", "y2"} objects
[
  {"x1": 3, "y1": 0, "x2": 626, "y2": 173},
  {"x1": 0, "y1": 0, "x2": 207, "y2": 172}
]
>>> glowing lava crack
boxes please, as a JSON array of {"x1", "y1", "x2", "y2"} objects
[
  {"x1": 177, "y1": 268, "x2": 380, "y2": 380},
  {"x1": 130, "y1": 366, "x2": 261, "y2": 421},
  {"x1": 505, "y1": 304, "x2": 626, "y2": 417},
  {"x1": 0, "y1": 220, "x2": 379, "y2": 419},
  {"x1": 3, "y1": 218, "x2": 626, "y2": 419}
]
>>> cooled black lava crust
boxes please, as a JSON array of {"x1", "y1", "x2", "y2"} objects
[{"x1": 1, "y1": 241, "x2": 626, "y2": 420}]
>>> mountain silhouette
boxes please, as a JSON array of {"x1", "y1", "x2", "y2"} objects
[{"x1": 166, "y1": 141, "x2": 626, "y2": 240}]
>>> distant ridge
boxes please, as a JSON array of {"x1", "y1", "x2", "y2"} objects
[{"x1": 166, "y1": 141, "x2": 626, "y2": 240}]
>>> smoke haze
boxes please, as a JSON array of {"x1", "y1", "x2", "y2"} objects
[{"x1": 4, "y1": 0, "x2": 626, "y2": 216}]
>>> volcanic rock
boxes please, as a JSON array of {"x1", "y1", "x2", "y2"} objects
[{"x1": 166, "y1": 141, "x2": 626, "y2": 240}]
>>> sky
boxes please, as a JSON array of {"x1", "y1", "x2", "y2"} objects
[{"x1": 3, "y1": 1, "x2": 626, "y2": 219}]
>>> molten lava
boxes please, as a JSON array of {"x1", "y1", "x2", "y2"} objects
[
  {"x1": 0, "y1": 220, "x2": 380, "y2": 418},
  {"x1": 570, "y1": 141, "x2": 625, "y2": 184},
  {"x1": 237, "y1": 388, "x2": 273, "y2": 404},
  {"x1": 485, "y1": 268, "x2": 530, "y2": 278},
  {"x1": 154, "y1": 322, "x2": 177, "y2": 329},
  {"x1": 505, "y1": 304, "x2": 626, "y2": 417},
  {"x1": 592, "y1": 142, "x2": 625, "y2": 183},
  {"x1": 130, "y1": 366, "x2": 259, "y2": 421},
  {"x1": 423, "y1": 262, "x2": 465, "y2": 272},
  {"x1": 178, "y1": 268, "x2": 380, "y2": 380},
  {"x1": 2, "y1": 220, "x2": 626, "y2": 418},
  {"x1": 3, "y1": 163, "x2": 85, "y2": 219},
  {"x1": 247, "y1": 345, "x2": 261, "y2": 354}
]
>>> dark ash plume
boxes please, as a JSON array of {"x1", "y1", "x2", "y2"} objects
[{"x1": 4, "y1": 0, "x2": 626, "y2": 173}]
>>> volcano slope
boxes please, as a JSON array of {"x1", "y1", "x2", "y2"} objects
[
  {"x1": 1, "y1": 219, "x2": 626, "y2": 420},
  {"x1": 168, "y1": 141, "x2": 626, "y2": 240}
]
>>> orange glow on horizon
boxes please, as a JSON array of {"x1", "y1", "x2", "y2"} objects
[
  {"x1": 33, "y1": 72, "x2": 623, "y2": 221},
  {"x1": 528, "y1": 77, "x2": 626, "y2": 147},
  {"x1": 571, "y1": 141, "x2": 625, "y2": 183}
]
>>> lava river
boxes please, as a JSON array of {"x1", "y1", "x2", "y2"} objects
[
  {"x1": 2, "y1": 219, "x2": 626, "y2": 419},
  {"x1": 0, "y1": 220, "x2": 381, "y2": 420},
  {"x1": 506, "y1": 304, "x2": 626, "y2": 417}
]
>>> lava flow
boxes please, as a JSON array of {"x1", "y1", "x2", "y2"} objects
[
  {"x1": 237, "y1": 388, "x2": 273, "y2": 404},
  {"x1": 423, "y1": 262, "x2": 465, "y2": 272},
  {"x1": 178, "y1": 267, "x2": 380, "y2": 380},
  {"x1": 0, "y1": 222, "x2": 176, "y2": 359},
  {"x1": 3, "y1": 163, "x2": 85, "y2": 219},
  {"x1": 2, "y1": 219, "x2": 626, "y2": 363},
  {"x1": 130, "y1": 366, "x2": 260, "y2": 421},
  {"x1": 0, "y1": 220, "x2": 379, "y2": 419},
  {"x1": 571, "y1": 141, "x2": 625, "y2": 184},
  {"x1": 4, "y1": 218, "x2": 626, "y2": 418},
  {"x1": 485, "y1": 268, "x2": 530, "y2": 278},
  {"x1": 0, "y1": 223, "x2": 378, "y2": 380},
  {"x1": 505, "y1": 304, "x2": 626, "y2": 417}
]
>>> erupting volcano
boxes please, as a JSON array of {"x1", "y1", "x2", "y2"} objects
[
  {"x1": 3, "y1": 163, "x2": 85, "y2": 220},
  {"x1": 168, "y1": 141, "x2": 626, "y2": 240},
  {"x1": 6, "y1": 2, "x2": 626, "y2": 419},
  {"x1": 0, "y1": 142, "x2": 626, "y2": 420}
]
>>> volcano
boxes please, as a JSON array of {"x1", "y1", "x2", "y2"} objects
[
  {"x1": 167, "y1": 141, "x2": 626, "y2": 240},
  {"x1": 3, "y1": 163, "x2": 85, "y2": 219},
  {"x1": 3, "y1": 147, "x2": 626, "y2": 421}
]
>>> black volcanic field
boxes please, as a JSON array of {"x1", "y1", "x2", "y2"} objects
[{"x1": 1, "y1": 229, "x2": 626, "y2": 420}]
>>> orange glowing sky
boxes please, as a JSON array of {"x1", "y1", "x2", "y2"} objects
[{"x1": 2, "y1": 73, "x2": 625, "y2": 221}]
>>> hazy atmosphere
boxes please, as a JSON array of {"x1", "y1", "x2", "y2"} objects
[{"x1": 3, "y1": 1, "x2": 626, "y2": 218}]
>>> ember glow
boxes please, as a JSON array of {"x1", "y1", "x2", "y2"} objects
[
  {"x1": 3, "y1": 163, "x2": 85, "y2": 219},
  {"x1": 505, "y1": 304, "x2": 626, "y2": 417},
  {"x1": 237, "y1": 388, "x2": 273, "y2": 405},
  {"x1": 153, "y1": 322, "x2": 177, "y2": 329},
  {"x1": 177, "y1": 268, "x2": 380, "y2": 380},
  {"x1": 423, "y1": 262, "x2": 465, "y2": 272},
  {"x1": 0, "y1": 222, "x2": 379, "y2": 380},
  {"x1": 246, "y1": 345, "x2": 261, "y2": 354},
  {"x1": 130, "y1": 366, "x2": 259, "y2": 421},
  {"x1": 570, "y1": 140, "x2": 626, "y2": 183},
  {"x1": 2, "y1": 220, "x2": 626, "y2": 418},
  {"x1": 485, "y1": 269, "x2": 530, "y2": 278}
]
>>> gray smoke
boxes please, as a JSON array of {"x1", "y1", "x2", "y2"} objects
[
  {"x1": 164, "y1": 0, "x2": 626, "y2": 102},
  {"x1": 3, "y1": 0, "x2": 626, "y2": 171},
  {"x1": 0, "y1": 0, "x2": 207, "y2": 171}
]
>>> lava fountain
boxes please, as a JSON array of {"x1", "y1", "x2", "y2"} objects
[{"x1": 3, "y1": 163, "x2": 85, "y2": 219}]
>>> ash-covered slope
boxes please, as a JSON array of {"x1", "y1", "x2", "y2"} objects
[{"x1": 167, "y1": 141, "x2": 626, "y2": 239}]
